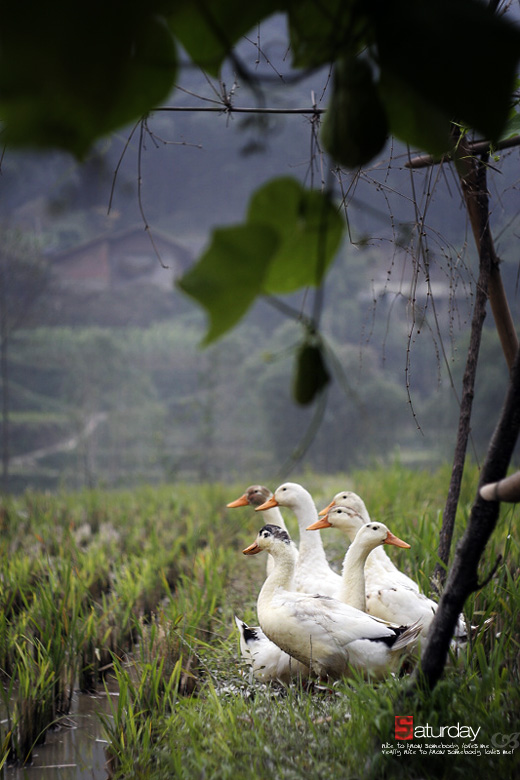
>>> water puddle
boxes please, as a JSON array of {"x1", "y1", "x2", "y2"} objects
[{"x1": 4, "y1": 692, "x2": 112, "y2": 780}]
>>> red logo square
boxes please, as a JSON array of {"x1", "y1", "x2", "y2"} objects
[{"x1": 395, "y1": 715, "x2": 414, "y2": 740}]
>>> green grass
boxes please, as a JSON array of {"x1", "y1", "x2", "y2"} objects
[{"x1": 0, "y1": 464, "x2": 519, "y2": 778}]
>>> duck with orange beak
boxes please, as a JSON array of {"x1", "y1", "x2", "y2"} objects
[{"x1": 309, "y1": 502, "x2": 467, "y2": 642}]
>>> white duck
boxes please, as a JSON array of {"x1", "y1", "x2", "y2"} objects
[
  {"x1": 256, "y1": 482, "x2": 342, "y2": 598},
  {"x1": 243, "y1": 524, "x2": 421, "y2": 680},
  {"x1": 313, "y1": 504, "x2": 467, "y2": 641},
  {"x1": 308, "y1": 515, "x2": 412, "y2": 611},
  {"x1": 228, "y1": 485, "x2": 307, "y2": 682},
  {"x1": 234, "y1": 616, "x2": 310, "y2": 683},
  {"x1": 319, "y1": 491, "x2": 419, "y2": 592}
]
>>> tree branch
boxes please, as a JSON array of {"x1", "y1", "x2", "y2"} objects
[
  {"x1": 480, "y1": 469, "x2": 520, "y2": 502},
  {"x1": 411, "y1": 343, "x2": 520, "y2": 692},
  {"x1": 404, "y1": 134, "x2": 520, "y2": 170},
  {"x1": 431, "y1": 190, "x2": 491, "y2": 590},
  {"x1": 431, "y1": 133, "x2": 519, "y2": 589},
  {"x1": 454, "y1": 137, "x2": 519, "y2": 371}
]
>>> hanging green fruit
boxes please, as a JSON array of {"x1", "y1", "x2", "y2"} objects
[
  {"x1": 293, "y1": 337, "x2": 331, "y2": 406},
  {"x1": 321, "y1": 55, "x2": 389, "y2": 168}
]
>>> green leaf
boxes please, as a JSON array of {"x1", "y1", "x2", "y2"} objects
[
  {"x1": 500, "y1": 110, "x2": 520, "y2": 141},
  {"x1": 369, "y1": 0, "x2": 520, "y2": 143},
  {"x1": 176, "y1": 224, "x2": 279, "y2": 344},
  {"x1": 288, "y1": 0, "x2": 363, "y2": 68},
  {"x1": 0, "y1": 2, "x2": 178, "y2": 157},
  {"x1": 169, "y1": 0, "x2": 282, "y2": 77},
  {"x1": 248, "y1": 178, "x2": 344, "y2": 293},
  {"x1": 177, "y1": 177, "x2": 345, "y2": 344},
  {"x1": 378, "y1": 70, "x2": 453, "y2": 156},
  {"x1": 103, "y1": 15, "x2": 179, "y2": 133}
]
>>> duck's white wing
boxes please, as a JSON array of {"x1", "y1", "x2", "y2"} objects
[
  {"x1": 368, "y1": 549, "x2": 420, "y2": 591},
  {"x1": 269, "y1": 591, "x2": 403, "y2": 645},
  {"x1": 365, "y1": 547, "x2": 420, "y2": 591},
  {"x1": 262, "y1": 592, "x2": 418, "y2": 679},
  {"x1": 365, "y1": 582, "x2": 467, "y2": 641},
  {"x1": 365, "y1": 584, "x2": 436, "y2": 631}
]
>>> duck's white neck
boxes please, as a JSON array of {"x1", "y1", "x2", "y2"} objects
[
  {"x1": 260, "y1": 504, "x2": 288, "y2": 532},
  {"x1": 341, "y1": 510, "x2": 390, "y2": 566},
  {"x1": 340, "y1": 538, "x2": 375, "y2": 610},
  {"x1": 290, "y1": 491, "x2": 328, "y2": 562},
  {"x1": 257, "y1": 542, "x2": 297, "y2": 606}
]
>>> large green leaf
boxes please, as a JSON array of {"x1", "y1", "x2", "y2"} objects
[
  {"x1": 1, "y1": 0, "x2": 518, "y2": 159},
  {"x1": 501, "y1": 109, "x2": 520, "y2": 141},
  {"x1": 177, "y1": 224, "x2": 279, "y2": 344},
  {"x1": 369, "y1": 0, "x2": 520, "y2": 143},
  {"x1": 248, "y1": 177, "x2": 344, "y2": 293},
  {"x1": 287, "y1": 0, "x2": 363, "y2": 68},
  {"x1": 378, "y1": 70, "x2": 453, "y2": 157},
  {"x1": 177, "y1": 177, "x2": 344, "y2": 343},
  {"x1": 0, "y1": 2, "x2": 177, "y2": 157},
  {"x1": 169, "y1": 0, "x2": 282, "y2": 77}
]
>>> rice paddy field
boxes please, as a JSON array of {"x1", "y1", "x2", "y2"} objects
[{"x1": 1, "y1": 462, "x2": 519, "y2": 779}]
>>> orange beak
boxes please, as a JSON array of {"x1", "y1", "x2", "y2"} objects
[
  {"x1": 242, "y1": 540, "x2": 262, "y2": 555},
  {"x1": 255, "y1": 496, "x2": 278, "y2": 511},
  {"x1": 318, "y1": 500, "x2": 335, "y2": 516},
  {"x1": 306, "y1": 516, "x2": 332, "y2": 530},
  {"x1": 384, "y1": 530, "x2": 410, "y2": 549},
  {"x1": 227, "y1": 494, "x2": 249, "y2": 508}
]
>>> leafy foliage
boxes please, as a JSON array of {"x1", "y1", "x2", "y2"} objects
[
  {"x1": 371, "y1": 0, "x2": 520, "y2": 145},
  {"x1": 1, "y1": 1, "x2": 518, "y2": 160},
  {"x1": 169, "y1": 0, "x2": 282, "y2": 77},
  {"x1": 0, "y1": 1, "x2": 178, "y2": 158},
  {"x1": 177, "y1": 177, "x2": 344, "y2": 343},
  {"x1": 2, "y1": 0, "x2": 519, "y2": 409},
  {"x1": 176, "y1": 225, "x2": 279, "y2": 345}
]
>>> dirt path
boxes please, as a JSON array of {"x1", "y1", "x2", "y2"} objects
[{"x1": 11, "y1": 412, "x2": 108, "y2": 467}]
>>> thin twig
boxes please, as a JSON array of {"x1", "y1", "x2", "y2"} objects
[
  {"x1": 108, "y1": 119, "x2": 141, "y2": 215},
  {"x1": 137, "y1": 119, "x2": 169, "y2": 269}
]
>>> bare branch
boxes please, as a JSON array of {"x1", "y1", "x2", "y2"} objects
[
  {"x1": 404, "y1": 134, "x2": 520, "y2": 170},
  {"x1": 480, "y1": 469, "x2": 520, "y2": 502},
  {"x1": 137, "y1": 120, "x2": 169, "y2": 269}
]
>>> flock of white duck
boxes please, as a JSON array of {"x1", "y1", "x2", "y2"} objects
[{"x1": 227, "y1": 482, "x2": 469, "y2": 683}]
